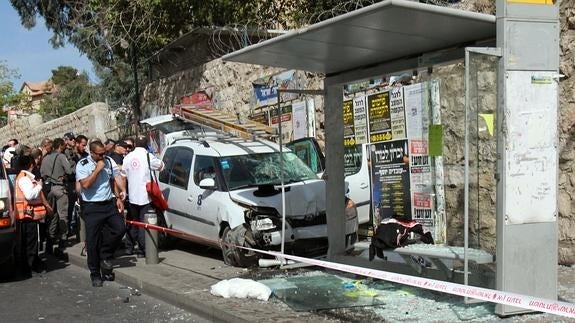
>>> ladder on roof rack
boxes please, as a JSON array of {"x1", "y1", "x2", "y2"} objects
[{"x1": 171, "y1": 104, "x2": 275, "y2": 140}]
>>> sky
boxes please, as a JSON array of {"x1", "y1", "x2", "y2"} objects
[{"x1": 0, "y1": 2, "x2": 95, "y2": 89}]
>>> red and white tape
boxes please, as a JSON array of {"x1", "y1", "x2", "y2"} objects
[{"x1": 127, "y1": 220, "x2": 575, "y2": 318}]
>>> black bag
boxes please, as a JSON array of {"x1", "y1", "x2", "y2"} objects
[
  {"x1": 369, "y1": 218, "x2": 434, "y2": 261},
  {"x1": 42, "y1": 153, "x2": 59, "y2": 195},
  {"x1": 42, "y1": 180, "x2": 53, "y2": 196}
]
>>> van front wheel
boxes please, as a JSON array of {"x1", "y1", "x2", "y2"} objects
[{"x1": 220, "y1": 225, "x2": 258, "y2": 267}]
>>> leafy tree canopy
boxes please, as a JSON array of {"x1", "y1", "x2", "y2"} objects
[
  {"x1": 51, "y1": 65, "x2": 89, "y2": 86},
  {"x1": 39, "y1": 66, "x2": 97, "y2": 120},
  {"x1": 8, "y1": 0, "x2": 382, "y2": 121},
  {"x1": 0, "y1": 61, "x2": 24, "y2": 125}
]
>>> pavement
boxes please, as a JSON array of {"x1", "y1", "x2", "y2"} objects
[
  {"x1": 67, "y1": 241, "x2": 340, "y2": 323},
  {"x1": 66, "y1": 240, "x2": 575, "y2": 323}
]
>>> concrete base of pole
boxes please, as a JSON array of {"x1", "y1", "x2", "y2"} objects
[{"x1": 144, "y1": 210, "x2": 159, "y2": 265}]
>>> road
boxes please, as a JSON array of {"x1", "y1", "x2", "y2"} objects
[{"x1": 0, "y1": 254, "x2": 209, "y2": 323}]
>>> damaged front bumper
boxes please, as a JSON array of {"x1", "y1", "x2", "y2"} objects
[{"x1": 237, "y1": 205, "x2": 358, "y2": 257}]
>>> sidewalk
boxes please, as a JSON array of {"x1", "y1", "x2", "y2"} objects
[
  {"x1": 67, "y1": 242, "x2": 340, "y2": 323},
  {"x1": 67, "y1": 241, "x2": 575, "y2": 322}
]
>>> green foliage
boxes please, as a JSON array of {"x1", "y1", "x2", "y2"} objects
[
  {"x1": 51, "y1": 66, "x2": 88, "y2": 86},
  {"x1": 8, "y1": 0, "x2": 386, "y2": 121},
  {"x1": 0, "y1": 61, "x2": 23, "y2": 125},
  {"x1": 93, "y1": 62, "x2": 135, "y2": 110},
  {"x1": 38, "y1": 67, "x2": 98, "y2": 120}
]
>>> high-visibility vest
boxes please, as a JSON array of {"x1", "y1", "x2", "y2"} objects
[{"x1": 14, "y1": 172, "x2": 46, "y2": 221}]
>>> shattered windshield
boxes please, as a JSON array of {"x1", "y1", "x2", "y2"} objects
[{"x1": 219, "y1": 152, "x2": 318, "y2": 190}]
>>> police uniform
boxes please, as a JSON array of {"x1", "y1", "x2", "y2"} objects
[{"x1": 76, "y1": 155, "x2": 126, "y2": 284}]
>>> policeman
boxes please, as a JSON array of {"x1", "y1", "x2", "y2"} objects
[
  {"x1": 76, "y1": 140, "x2": 126, "y2": 287},
  {"x1": 40, "y1": 138, "x2": 74, "y2": 257}
]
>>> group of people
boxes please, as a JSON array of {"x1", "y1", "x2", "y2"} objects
[{"x1": 2, "y1": 132, "x2": 164, "y2": 287}]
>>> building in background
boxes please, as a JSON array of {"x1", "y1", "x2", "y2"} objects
[{"x1": 19, "y1": 80, "x2": 56, "y2": 110}]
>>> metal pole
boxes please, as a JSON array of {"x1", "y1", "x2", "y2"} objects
[
  {"x1": 464, "y1": 48, "x2": 470, "y2": 289},
  {"x1": 144, "y1": 209, "x2": 159, "y2": 264},
  {"x1": 277, "y1": 89, "x2": 286, "y2": 260}
]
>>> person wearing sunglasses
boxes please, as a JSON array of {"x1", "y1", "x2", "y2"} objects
[{"x1": 76, "y1": 140, "x2": 127, "y2": 287}]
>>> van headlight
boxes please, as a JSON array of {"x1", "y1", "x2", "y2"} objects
[{"x1": 252, "y1": 218, "x2": 276, "y2": 231}]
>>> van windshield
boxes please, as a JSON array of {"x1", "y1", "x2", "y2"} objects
[{"x1": 219, "y1": 152, "x2": 318, "y2": 191}]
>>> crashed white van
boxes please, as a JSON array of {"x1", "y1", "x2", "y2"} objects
[{"x1": 157, "y1": 136, "x2": 358, "y2": 267}]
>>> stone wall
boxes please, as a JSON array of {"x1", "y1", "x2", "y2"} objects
[
  {"x1": 556, "y1": 2, "x2": 575, "y2": 265},
  {"x1": 0, "y1": 102, "x2": 118, "y2": 147},
  {"x1": 140, "y1": 5, "x2": 575, "y2": 264},
  {"x1": 140, "y1": 60, "x2": 327, "y2": 148}
]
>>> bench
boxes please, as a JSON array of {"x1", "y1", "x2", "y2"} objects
[{"x1": 354, "y1": 241, "x2": 495, "y2": 280}]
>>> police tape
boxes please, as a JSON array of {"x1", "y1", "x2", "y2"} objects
[{"x1": 126, "y1": 220, "x2": 575, "y2": 318}]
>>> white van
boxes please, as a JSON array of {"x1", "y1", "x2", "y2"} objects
[{"x1": 157, "y1": 136, "x2": 358, "y2": 267}]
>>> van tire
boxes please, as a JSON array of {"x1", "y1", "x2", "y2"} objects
[
  {"x1": 221, "y1": 225, "x2": 258, "y2": 268},
  {"x1": 221, "y1": 226, "x2": 238, "y2": 266}
]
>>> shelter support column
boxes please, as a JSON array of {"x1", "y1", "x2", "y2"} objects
[
  {"x1": 324, "y1": 80, "x2": 346, "y2": 258},
  {"x1": 495, "y1": 0, "x2": 559, "y2": 316}
]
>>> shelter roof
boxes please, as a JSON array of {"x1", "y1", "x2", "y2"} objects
[{"x1": 223, "y1": 0, "x2": 496, "y2": 75}]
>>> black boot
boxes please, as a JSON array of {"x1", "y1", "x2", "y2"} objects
[
  {"x1": 90, "y1": 273, "x2": 103, "y2": 287},
  {"x1": 369, "y1": 244, "x2": 376, "y2": 261},
  {"x1": 100, "y1": 259, "x2": 115, "y2": 281}
]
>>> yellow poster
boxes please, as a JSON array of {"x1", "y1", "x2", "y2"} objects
[{"x1": 507, "y1": 0, "x2": 553, "y2": 4}]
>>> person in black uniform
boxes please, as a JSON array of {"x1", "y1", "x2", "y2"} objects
[{"x1": 76, "y1": 140, "x2": 126, "y2": 287}]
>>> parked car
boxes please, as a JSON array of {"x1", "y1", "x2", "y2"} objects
[
  {"x1": 156, "y1": 136, "x2": 358, "y2": 267},
  {"x1": 0, "y1": 161, "x2": 18, "y2": 272}
]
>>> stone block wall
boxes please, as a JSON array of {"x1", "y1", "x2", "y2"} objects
[{"x1": 0, "y1": 102, "x2": 118, "y2": 148}]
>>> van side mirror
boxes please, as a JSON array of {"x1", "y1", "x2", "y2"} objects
[{"x1": 199, "y1": 178, "x2": 216, "y2": 190}]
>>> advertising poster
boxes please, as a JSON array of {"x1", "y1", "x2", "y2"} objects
[
  {"x1": 343, "y1": 100, "x2": 355, "y2": 147},
  {"x1": 404, "y1": 83, "x2": 429, "y2": 139},
  {"x1": 353, "y1": 96, "x2": 368, "y2": 145},
  {"x1": 253, "y1": 70, "x2": 297, "y2": 107},
  {"x1": 271, "y1": 105, "x2": 293, "y2": 142},
  {"x1": 368, "y1": 91, "x2": 392, "y2": 143},
  {"x1": 306, "y1": 98, "x2": 316, "y2": 138},
  {"x1": 404, "y1": 82, "x2": 434, "y2": 228},
  {"x1": 292, "y1": 101, "x2": 308, "y2": 140},
  {"x1": 370, "y1": 139, "x2": 411, "y2": 224},
  {"x1": 389, "y1": 87, "x2": 406, "y2": 139},
  {"x1": 410, "y1": 147, "x2": 434, "y2": 227},
  {"x1": 180, "y1": 90, "x2": 212, "y2": 109}
]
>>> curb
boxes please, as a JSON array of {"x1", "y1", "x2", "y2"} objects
[{"x1": 68, "y1": 249, "x2": 248, "y2": 323}]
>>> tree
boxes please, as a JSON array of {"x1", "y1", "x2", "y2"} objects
[
  {"x1": 8, "y1": 0, "x2": 387, "y2": 121},
  {"x1": 50, "y1": 66, "x2": 87, "y2": 86},
  {"x1": 38, "y1": 66, "x2": 97, "y2": 120},
  {"x1": 0, "y1": 61, "x2": 24, "y2": 126}
]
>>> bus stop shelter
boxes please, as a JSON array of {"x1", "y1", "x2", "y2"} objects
[{"x1": 223, "y1": 0, "x2": 559, "y2": 316}]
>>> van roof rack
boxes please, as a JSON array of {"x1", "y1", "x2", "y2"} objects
[{"x1": 171, "y1": 104, "x2": 276, "y2": 140}]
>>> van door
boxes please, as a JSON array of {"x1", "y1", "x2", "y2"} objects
[
  {"x1": 286, "y1": 137, "x2": 325, "y2": 176},
  {"x1": 344, "y1": 144, "x2": 371, "y2": 225},
  {"x1": 186, "y1": 155, "x2": 222, "y2": 241},
  {"x1": 158, "y1": 147, "x2": 206, "y2": 238}
]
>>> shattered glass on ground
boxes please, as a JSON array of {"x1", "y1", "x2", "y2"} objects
[
  {"x1": 260, "y1": 271, "x2": 386, "y2": 311},
  {"x1": 253, "y1": 266, "x2": 575, "y2": 322}
]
